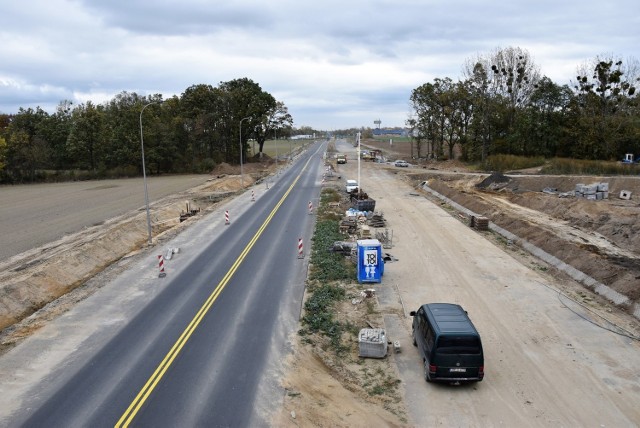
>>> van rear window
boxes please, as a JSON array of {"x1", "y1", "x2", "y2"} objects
[{"x1": 436, "y1": 337, "x2": 481, "y2": 354}]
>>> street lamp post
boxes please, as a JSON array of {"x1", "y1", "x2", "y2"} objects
[
  {"x1": 239, "y1": 117, "x2": 251, "y2": 189},
  {"x1": 139, "y1": 101, "x2": 161, "y2": 245},
  {"x1": 357, "y1": 131, "x2": 361, "y2": 197}
]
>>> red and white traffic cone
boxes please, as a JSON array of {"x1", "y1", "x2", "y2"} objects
[
  {"x1": 308, "y1": 201, "x2": 313, "y2": 215},
  {"x1": 158, "y1": 255, "x2": 166, "y2": 278},
  {"x1": 225, "y1": 210, "x2": 230, "y2": 225},
  {"x1": 297, "y1": 238, "x2": 304, "y2": 259},
  {"x1": 251, "y1": 190, "x2": 255, "y2": 202}
]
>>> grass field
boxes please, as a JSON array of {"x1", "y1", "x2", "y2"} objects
[{"x1": 253, "y1": 139, "x2": 307, "y2": 158}]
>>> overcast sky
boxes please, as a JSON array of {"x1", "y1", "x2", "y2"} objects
[{"x1": 1, "y1": 1, "x2": 638, "y2": 130}]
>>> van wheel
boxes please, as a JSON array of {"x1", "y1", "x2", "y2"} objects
[
  {"x1": 412, "y1": 329, "x2": 417, "y2": 346},
  {"x1": 423, "y1": 361, "x2": 432, "y2": 383}
]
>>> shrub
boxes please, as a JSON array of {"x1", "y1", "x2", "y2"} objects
[
  {"x1": 541, "y1": 158, "x2": 640, "y2": 175},
  {"x1": 481, "y1": 154, "x2": 545, "y2": 172}
]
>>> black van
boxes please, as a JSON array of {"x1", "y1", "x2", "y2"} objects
[{"x1": 410, "y1": 303, "x2": 484, "y2": 383}]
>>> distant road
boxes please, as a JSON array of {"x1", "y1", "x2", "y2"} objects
[{"x1": 0, "y1": 175, "x2": 210, "y2": 261}]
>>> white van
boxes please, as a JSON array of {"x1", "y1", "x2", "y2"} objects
[{"x1": 346, "y1": 180, "x2": 358, "y2": 193}]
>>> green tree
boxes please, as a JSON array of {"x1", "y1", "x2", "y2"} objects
[
  {"x1": 464, "y1": 47, "x2": 541, "y2": 155},
  {"x1": 67, "y1": 101, "x2": 104, "y2": 171},
  {"x1": 5, "y1": 107, "x2": 51, "y2": 181},
  {"x1": 180, "y1": 84, "x2": 222, "y2": 166},
  {"x1": 449, "y1": 80, "x2": 474, "y2": 159},
  {"x1": 519, "y1": 77, "x2": 572, "y2": 157},
  {"x1": 103, "y1": 91, "x2": 147, "y2": 171},
  {"x1": 44, "y1": 100, "x2": 74, "y2": 170},
  {"x1": 410, "y1": 82, "x2": 439, "y2": 158},
  {"x1": 0, "y1": 135, "x2": 7, "y2": 174},
  {"x1": 464, "y1": 63, "x2": 494, "y2": 161},
  {"x1": 219, "y1": 78, "x2": 277, "y2": 163},
  {"x1": 571, "y1": 57, "x2": 639, "y2": 159},
  {"x1": 260, "y1": 101, "x2": 293, "y2": 157}
]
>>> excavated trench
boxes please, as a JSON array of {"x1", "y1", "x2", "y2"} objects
[{"x1": 411, "y1": 173, "x2": 640, "y2": 318}]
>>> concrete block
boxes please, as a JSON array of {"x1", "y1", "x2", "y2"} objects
[{"x1": 620, "y1": 190, "x2": 632, "y2": 200}]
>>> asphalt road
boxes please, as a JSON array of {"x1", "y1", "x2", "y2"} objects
[
  {"x1": 1, "y1": 142, "x2": 326, "y2": 426},
  {"x1": 0, "y1": 175, "x2": 210, "y2": 262}
]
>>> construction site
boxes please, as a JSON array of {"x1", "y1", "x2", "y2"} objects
[
  {"x1": 276, "y1": 139, "x2": 640, "y2": 426},
  {"x1": 1, "y1": 139, "x2": 639, "y2": 426}
]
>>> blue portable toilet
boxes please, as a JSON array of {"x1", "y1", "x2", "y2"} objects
[{"x1": 357, "y1": 239, "x2": 384, "y2": 283}]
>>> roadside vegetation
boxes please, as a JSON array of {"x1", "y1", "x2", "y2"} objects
[
  {"x1": 478, "y1": 154, "x2": 640, "y2": 175},
  {"x1": 540, "y1": 157, "x2": 640, "y2": 175},
  {"x1": 296, "y1": 186, "x2": 405, "y2": 418},
  {"x1": 406, "y1": 49, "x2": 640, "y2": 164},
  {"x1": 0, "y1": 78, "x2": 321, "y2": 184},
  {"x1": 300, "y1": 188, "x2": 355, "y2": 352}
]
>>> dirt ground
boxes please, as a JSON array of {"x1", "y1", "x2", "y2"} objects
[
  {"x1": 273, "y1": 140, "x2": 640, "y2": 426},
  {"x1": 361, "y1": 137, "x2": 640, "y2": 310},
  {"x1": 1, "y1": 141, "x2": 640, "y2": 426}
]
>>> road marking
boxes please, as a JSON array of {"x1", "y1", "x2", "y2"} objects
[{"x1": 115, "y1": 153, "x2": 318, "y2": 427}]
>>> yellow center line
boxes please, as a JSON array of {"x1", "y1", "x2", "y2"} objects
[{"x1": 116, "y1": 155, "x2": 315, "y2": 427}]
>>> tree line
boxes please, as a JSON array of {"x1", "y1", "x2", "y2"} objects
[
  {"x1": 0, "y1": 77, "x2": 307, "y2": 184},
  {"x1": 408, "y1": 47, "x2": 640, "y2": 162}
]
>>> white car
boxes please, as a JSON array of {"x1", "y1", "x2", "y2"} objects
[
  {"x1": 394, "y1": 160, "x2": 409, "y2": 167},
  {"x1": 346, "y1": 179, "x2": 358, "y2": 193}
]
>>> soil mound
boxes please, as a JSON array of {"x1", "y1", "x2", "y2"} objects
[{"x1": 476, "y1": 172, "x2": 511, "y2": 189}]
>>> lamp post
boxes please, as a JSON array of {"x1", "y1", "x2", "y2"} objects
[
  {"x1": 239, "y1": 116, "x2": 251, "y2": 189},
  {"x1": 139, "y1": 101, "x2": 161, "y2": 245},
  {"x1": 357, "y1": 131, "x2": 361, "y2": 197}
]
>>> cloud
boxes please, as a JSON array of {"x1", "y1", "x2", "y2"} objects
[{"x1": 0, "y1": 0, "x2": 638, "y2": 128}]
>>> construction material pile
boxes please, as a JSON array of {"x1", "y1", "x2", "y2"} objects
[{"x1": 575, "y1": 183, "x2": 609, "y2": 200}]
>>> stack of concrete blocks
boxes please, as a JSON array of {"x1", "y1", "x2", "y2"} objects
[{"x1": 575, "y1": 183, "x2": 609, "y2": 200}]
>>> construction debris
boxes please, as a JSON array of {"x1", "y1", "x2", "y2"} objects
[
  {"x1": 359, "y1": 225, "x2": 371, "y2": 238},
  {"x1": 476, "y1": 172, "x2": 511, "y2": 191},
  {"x1": 339, "y1": 217, "x2": 358, "y2": 234},
  {"x1": 349, "y1": 189, "x2": 376, "y2": 212},
  {"x1": 470, "y1": 216, "x2": 489, "y2": 230},
  {"x1": 368, "y1": 212, "x2": 386, "y2": 227},
  {"x1": 575, "y1": 183, "x2": 609, "y2": 200},
  {"x1": 330, "y1": 241, "x2": 356, "y2": 255},
  {"x1": 179, "y1": 201, "x2": 200, "y2": 222},
  {"x1": 352, "y1": 288, "x2": 376, "y2": 305},
  {"x1": 358, "y1": 328, "x2": 388, "y2": 358},
  {"x1": 383, "y1": 253, "x2": 398, "y2": 262},
  {"x1": 375, "y1": 228, "x2": 393, "y2": 249}
]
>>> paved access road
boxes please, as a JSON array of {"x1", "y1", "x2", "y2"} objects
[
  {"x1": 0, "y1": 142, "x2": 326, "y2": 426},
  {"x1": 0, "y1": 175, "x2": 210, "y2": 261}
]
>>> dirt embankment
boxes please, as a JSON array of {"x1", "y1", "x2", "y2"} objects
[
  {"x1": 413, "y1": 171, "x2": 640, "y2": 309},
  {"x1": 0, "y1": 162, "x2": 272, "y2": 350}
]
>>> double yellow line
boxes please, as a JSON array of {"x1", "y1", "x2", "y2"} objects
[{"x1": 116, "y1": 157, "x2": 313, "y2": 427}]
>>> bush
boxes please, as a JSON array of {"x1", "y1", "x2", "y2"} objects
[
  {"x1": 541, "y1": 158, "x2": 640, "y2": 175},
  {"x1": 309, "y1": 220, "x2": 354, "y2": 282},
  {"x1": 481, "y1": 154, "x2": 545, "y2": 172}
]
